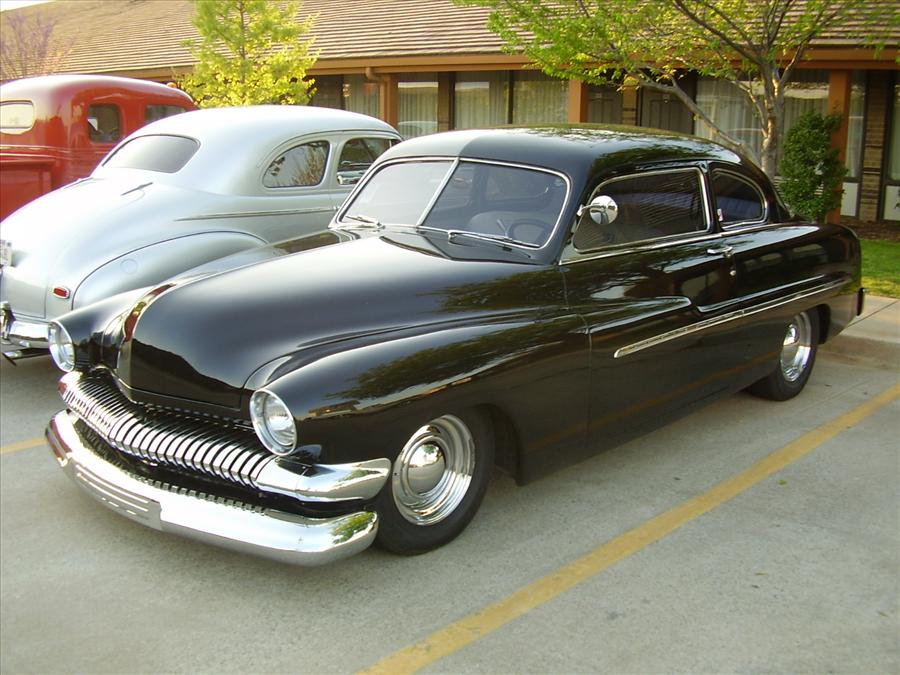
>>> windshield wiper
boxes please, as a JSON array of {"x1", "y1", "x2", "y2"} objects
[
  {"x1": 339, "y1": 214, "x2": 384, "y2": 230},
  {"x1": 444, "y1": 230, "x2": 517, "y2": 246}
]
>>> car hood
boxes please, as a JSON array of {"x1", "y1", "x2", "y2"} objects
[{"x1": 114, "y1": 231, "x2": 552, "y2": 410}]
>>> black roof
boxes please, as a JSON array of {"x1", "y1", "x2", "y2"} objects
[{"x1": 384, "y1": 126, "x2": 747, "y2": 181}]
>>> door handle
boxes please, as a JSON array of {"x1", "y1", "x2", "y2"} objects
[{"x1": 707, "y1": 245, "x2": 734, "y2": 258}]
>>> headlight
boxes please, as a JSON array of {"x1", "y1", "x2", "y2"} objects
[
  {"x1": 48, "y1": 322, "x2": 75, "y2": 372},
  {"x1": 250, "y1": 389, "x2": 297, "y2": 455}
]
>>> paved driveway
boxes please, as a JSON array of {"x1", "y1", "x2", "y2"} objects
[{"x1": 1, "y1": 301, "x2": 897, "y2": 674}]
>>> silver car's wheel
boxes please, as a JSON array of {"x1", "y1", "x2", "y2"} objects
[
  {"x1": 392, "y1": 415, "x2": 475, "y2": 525},
  {"x1": 779, "y1": 312, "x2": 813, "y2": 382},
  {"x1": 749, "y1": 309, "x2": 819, "y2": 401},
  {"x1": 376, "y1": 409, "x2": 494, "y2": 555}
]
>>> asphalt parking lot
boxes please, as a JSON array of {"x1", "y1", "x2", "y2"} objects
[{"x1": 1, "y1": 299, "x2": 898, "y2": 674}]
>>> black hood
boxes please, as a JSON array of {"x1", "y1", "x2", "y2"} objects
[{"x1": 114, "y1": 231, "x2": 558, "y2": 410}]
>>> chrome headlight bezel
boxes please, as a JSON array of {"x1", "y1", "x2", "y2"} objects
[
  {"x1": 250, "y1": 389, "x2": 297, "y2": 456},
  {"x1": 48, "y1": 322, "x2": 76, "y2": 372}
]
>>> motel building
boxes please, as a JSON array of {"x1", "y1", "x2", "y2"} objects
[{"x1": 2, "y1": 0, "x2": 898, "y2": 223}]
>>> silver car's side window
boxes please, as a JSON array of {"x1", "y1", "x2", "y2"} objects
[
  {"x1": 336, "y1": 137, "x2": 394, "y2": 186},
  {"x1": 574, "y1": 168, "x2": 708, "y2": 251},
  {"x1": 263, "y1": 140, "x2": 330, "y2": 188}
]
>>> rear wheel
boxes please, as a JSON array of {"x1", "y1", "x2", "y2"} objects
[
  {"x1": 375, "y1": 409, "x2": 494, "y2": 555},
  {"x1": 749, "y1": 310, "x2": 819, "y2": 401}
]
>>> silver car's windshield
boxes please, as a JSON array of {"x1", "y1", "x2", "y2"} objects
[{"x1": 338, "y1": 159, "x2": 568, "y2": 248}]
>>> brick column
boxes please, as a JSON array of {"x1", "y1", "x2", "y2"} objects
[{"x1": 859, "y1": 71, "x2": 890, "y2": 223}]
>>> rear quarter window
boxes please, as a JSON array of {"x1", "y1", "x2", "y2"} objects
[{"x1": 87, "y1": 104, "x2": 121, "y2": 143}]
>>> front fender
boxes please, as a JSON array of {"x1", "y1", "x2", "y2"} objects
[
  {"x1": 72, "y1": 232, "x2": 265, "y2": 311},
  {"x1": 259, "y1": 313, "x2": 589, "y2": 468}
]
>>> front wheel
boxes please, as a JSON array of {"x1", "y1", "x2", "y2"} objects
[
  {"x1": 748, "y1": 310, "x2": 819, "y2": 401},
  {"x1": 375, "y1": 409, "x2": 494, "y2": 555}
]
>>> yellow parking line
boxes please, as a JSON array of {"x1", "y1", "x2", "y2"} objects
[
  {"x1": 0, "y1": 437, "x2": 45, "y2": 455},
  {"x1": 361, "y1": 382, "x2": 900, "y2": 675}
]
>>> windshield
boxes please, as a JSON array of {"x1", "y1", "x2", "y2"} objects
[{"x1": 339, "y1": 159, "x2": 568, "y2": 248}]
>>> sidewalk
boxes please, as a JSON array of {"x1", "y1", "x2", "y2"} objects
[{"x1": 843, "y1": 295, "x2": 900, "y2": 345}]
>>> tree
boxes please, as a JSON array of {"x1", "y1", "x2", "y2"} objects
[
  {"x1": 460, "y1": 0, "x2": 898, "y2": 177},
  {"x1": 0, "y1": 6, "x2": 72, "y2": 81},
  {"x1": 779, "y1": 111, "x2": 846, "y2": 221},
  {"x1": 181, "y1": 0, "x2": 318, "y2": 107}
]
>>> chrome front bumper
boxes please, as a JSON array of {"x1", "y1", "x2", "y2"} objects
[{"x1": 47, "y1": 411, "x2": 381, "y2": 566}]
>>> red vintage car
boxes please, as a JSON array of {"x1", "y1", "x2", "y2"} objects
[{"x1": 0, "y1": 74, "x2": 195, "y2": 220}]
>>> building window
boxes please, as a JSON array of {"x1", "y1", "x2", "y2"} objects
[
  {"x1": 695, "y1": 71, "x2": 828, "y2": 167},
  {"x1": 512, "y1": 71, "x2": 567, "y2": 125},
  {"x1": 398, "y1": 73, "x2": 439, "y2": 138},
  {"x1": 587, "y1": 85, "x2": 623, "y2": 124},
  {"x1": 455, "y1": 71, "x2": 509, "y2": 129},
  {"x1": 310, "y1": 76, "x2": 344, "y2": 110},
  {"x1": 343, "y1": 75, "x2": 380, "y2": 119}
]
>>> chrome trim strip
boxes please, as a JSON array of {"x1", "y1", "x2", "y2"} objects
[
  {"x1": 176, "y1": 206, "x2": 334, "y2": 221},
  {"x1": 59, "y1": 372, "x2": 391, "y2": 503},
  {"x1": 561, "y1": 232, "x2": 721, "y2": 266},
  {"x1": 47, "y1": 411, "x2": 379, "y2": 566},
  {"x1": 613, "y1": 278, "x2": 846, "y2": 359}
]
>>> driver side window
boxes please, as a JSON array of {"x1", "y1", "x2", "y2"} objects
[{"x1": 574, "y1": 169, "x2": 707, "y2": 250}]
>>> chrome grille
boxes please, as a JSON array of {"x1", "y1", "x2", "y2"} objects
[{"x1": 60, "y1": 372, "x2": 273, "y2": 489}]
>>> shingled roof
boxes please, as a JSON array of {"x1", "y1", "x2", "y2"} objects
[{"x1": 1, "y1": 0, "x2": 897, "y2": 82}]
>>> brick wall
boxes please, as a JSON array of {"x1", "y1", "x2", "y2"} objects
[{"x1": 859, "y1": 71, "x2": 891, "y2": 222}]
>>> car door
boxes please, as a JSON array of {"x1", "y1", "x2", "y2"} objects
[{"x1": 560, "y1": 165, "x2": 753, "y2": 452}]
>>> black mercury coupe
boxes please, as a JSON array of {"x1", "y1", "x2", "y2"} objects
[{"x1": 44, "y1": 127, "x2": 864, "y2": 565}]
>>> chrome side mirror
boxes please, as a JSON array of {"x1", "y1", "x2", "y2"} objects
[{"x1": 577, "y1": 195, "x2": 619, "y2": 225}]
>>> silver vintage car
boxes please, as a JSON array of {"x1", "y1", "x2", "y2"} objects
[{"x1": 0, "y1": 105, "x2": 399, "y2": 358}]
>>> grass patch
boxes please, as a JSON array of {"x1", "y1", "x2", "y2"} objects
[{"x1": 861, "y1": 239, "x2": 900, "y2": 298}]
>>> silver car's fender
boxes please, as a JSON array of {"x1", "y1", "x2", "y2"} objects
[{"x1": 73, "y1": 232, "x2": 266, "y2": 310}]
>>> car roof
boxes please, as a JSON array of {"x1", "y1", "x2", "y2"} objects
[
  {"x1": 382, "y1": 126, "x2": 748, "y2": 181},
  {"x1": 133, "y1": 105, "x2": 398, "y2": 146}
]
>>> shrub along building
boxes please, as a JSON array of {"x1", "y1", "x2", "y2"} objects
[{"x1": 1, "y1": 0, "x2": 898, "y2": 223}]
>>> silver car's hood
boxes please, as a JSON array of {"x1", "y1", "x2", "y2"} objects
[{"x1": 0, "y1": 175, "x2": 203, "y2": 319}]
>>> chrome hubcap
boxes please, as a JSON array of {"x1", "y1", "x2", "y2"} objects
[
  {"x1": 392, "y1": 415, "x2": 475, "y2": 525},
  {"x1": 780, "y1": 312, "x2": 813, "y2": 382}
]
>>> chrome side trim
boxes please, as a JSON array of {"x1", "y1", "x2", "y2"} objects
[
  {"x1": 176, "y1": 206, "x2": 334, "y2": 221},
  {"x1": 59, "y1": 372, "x2": 390, "y2": 503},
  {"x1": 560, "y1": 233, "x2": 721, "y2": 266},
  {"x1": 47, "y1": 411, "x2": 378, "y2": 566},
  {"x1": 613, "y1": 278, "x2": 846, "y2": 359}
]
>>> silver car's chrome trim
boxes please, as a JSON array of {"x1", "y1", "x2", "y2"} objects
[
  {"x1": 176, "y1": 206, "x2": 335, "y2": 221},
  {"x1": 47, "y1": 411, "x2": 379, "y2": 566},
  {"x1": 60, "y1": 371, "x2": 390, "y2": 503},
  {"x1": 613, "y1": 278, "x2": 846, "y2": 359},
  {"x1": 1, "y1": 314, "x2": 50, "y2": 348}
]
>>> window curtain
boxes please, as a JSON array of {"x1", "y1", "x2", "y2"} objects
[
  {"x1": 398, "y1": 73, "x2": 439, "y2": 138},
  {"x1": 845, "y1": 72, "x2": 866, "y2": 180},
  {"x1": 512, "y1": 71, "x2": 567, "y2": 125},
  {"x1": 455, "y1": 71, "x2": 509, "y2": 128},
  {"x1": 343, "y1": 74, "x2": 380, "y2": 119},
  {"x1": 695, "y1": 71, "x2": 828, "y2": 167}
]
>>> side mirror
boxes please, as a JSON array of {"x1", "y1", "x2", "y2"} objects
[{"x1": 577, "y1": 195, "x2": 619, "y2": 225}]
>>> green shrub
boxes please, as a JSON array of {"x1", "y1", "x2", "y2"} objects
[{"x1": 779, "y1": 111, "x2": 847, "y2": 222}]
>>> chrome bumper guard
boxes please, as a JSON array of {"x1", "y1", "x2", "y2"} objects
[{"x1": 47, "y1": 410, "x2": 380, "y2": 565}]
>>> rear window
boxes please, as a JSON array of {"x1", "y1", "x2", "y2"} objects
[
  {"x1": 0, "y1": 101, "x2": 35, "y2": 134},
  {"x1": 145, "y1": 104, "x2": 188, "y2": 124},
  {"x1": 87, "y1": 104, "x2": 121, "y2": 143},
  {"x1": 102, "y1": 134, "x2": 199, "y2": 173}
]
